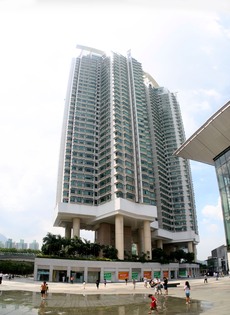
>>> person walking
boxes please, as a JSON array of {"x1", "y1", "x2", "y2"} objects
[
  {"x1": 163, "y1": 277, "x2": 168, "y2": 295},
  {"x1": 132, "y1": 278, "x2": 136, "y2": 289},
  {"x1": 155, "y1": 278, "x2": 162, "y2": 295},
  {"x1": 96, "y1": 279, "x2": 100, "y2": 289},
  {"x1": 184, "y1": 281, "x2": 191, "y2": 304},
  {"x1": 40, "y1": 281, "x2": 48, "y2": 300},
  {"x1": 0, "y1": 272, "x2": 3, "y2": 285},
  {"x1": 204, "y1": 273, "x2": 208, "y2": 283}
]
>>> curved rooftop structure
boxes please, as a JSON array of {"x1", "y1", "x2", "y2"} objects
[{"x1": 174, "y1": 100, "x2": 230, "y2": 165}]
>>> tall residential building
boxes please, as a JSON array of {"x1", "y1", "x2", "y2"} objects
[{"x1": 54, "y1": 45, "x2": 199, "y2": 260}]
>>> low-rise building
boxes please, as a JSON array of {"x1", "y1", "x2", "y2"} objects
[{"x1": 34, "y1": 257, "x2": 200, "y2": 283}]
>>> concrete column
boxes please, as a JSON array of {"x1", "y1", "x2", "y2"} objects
[
  {"x1": 84, "y1": 266, "x2": 88, "y2": 282},
  {"x1": 34, "y1": 264, "x2": 38, "y2": 280},
  {"x1": 67, "y1": 266, "x2": 71, "y2": 282},
  {"x1": 193, "y1": 244, "x2": 197, "y2": 261},
  {"x1": 137, "y1": 227, "x2": 144, "y2": 254},
  {"x1": 143, "y1": 220, "x2": 152, "y2": 260},
  {"x1": 115, "y1": 214, "x2": 124, "y2": 260},
  {"x1": 73, "y1": 217, "x2": 80, "y2": 237},
  {"x1": 65, "y1": 224, "x2": 72, "y2": 239},
  {"x1": 188, "y1": 241, "x2": 193, "y2": 252},
  {"x1": 49, "y1": 266, "x2": 53, "y2": 282},
  {"x1": 115, "y1": 268, "x2": 118, "y2": 282},
  {"x1": 100, "y1": 267, "x2": 104, "y2": 282},
  {"x1": 129, "y1": 267, "x2": 132, "y2": 281},
  {"x1": 157, "y1": 239, "x2": 163, "y2": 249}
]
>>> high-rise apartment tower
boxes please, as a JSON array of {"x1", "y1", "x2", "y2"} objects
[{"x1": 54, "y1": 45, "x2": 199, "y2": 260}]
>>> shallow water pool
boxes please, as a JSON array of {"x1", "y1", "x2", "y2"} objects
[{"x1": 0, "y1": 291, "x2": 212, "y2": 315}]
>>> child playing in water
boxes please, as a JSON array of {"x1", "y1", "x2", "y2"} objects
[
  {"x1": 148, "y1": 294, "x2": 158, "y2": 313},
  {"x1": 184, "y1": 281, "x2": 191, "y2": 304}
]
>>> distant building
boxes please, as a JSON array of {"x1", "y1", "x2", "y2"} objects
[
  {"x1": 207, "y1": 245, "x2": 228, "y2": 275},
  {"x1": 3, "y1": 238, "x2": 39, "y2": 250},
  {"x1": 175, "y1": 100, "x2": 230, "y2": 269},
  {"x1": 5, "y1": 238, "x2": 14, "y2": 249},
  {"x1": 54, "y1": 45, "x2": 199, "y2": 260},
  {"x1": 29, "y1": 240, "x2": 39, "y2": 250},
  {"x1": 16, "y1": 239, "x2": 28, "y2": 250}
]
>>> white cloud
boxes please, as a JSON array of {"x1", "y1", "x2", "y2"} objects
[
  {"x1": 202, "y1": 197, "x2": 223, "y2": 221},
  {"x1": 197, "y1": 231, "x2": 226, "y2": 260},
  {"x1": 178, "y1": 87, "x2": 223, "y2": 137},
  {"x1": 196, "y1": 198, "x2": 225, "y2": 260},
  {"x1": 206, "y1": 223, "x2": 219, "y2": 233},
  {"x1": 201, "y1": 89, "x2": 221, "y2": 98}
]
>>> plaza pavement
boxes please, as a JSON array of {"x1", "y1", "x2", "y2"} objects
[{"x1": 0, "y1": 276, "x2": 230, "y2": 314}]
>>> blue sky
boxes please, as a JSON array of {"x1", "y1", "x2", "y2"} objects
[{"x1": 0, "y1": 0, "x2": 229, "y2": 260}]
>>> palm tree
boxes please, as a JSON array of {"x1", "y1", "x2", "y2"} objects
[
  {"x1": 152, "y1": 248, "x2": 169, "y2": 263},
  {"x1": 171, "y1": 249, "x2": 186, "y2": 263},
  {"x1": 41, "y1": 233, "x2": 63, "y2": 256},
  {"x1": 69, "y1": 236, "x2": 84, "y2": 257},
  {"x1": 90, "y1": 242, "x2": 101, "y2": 257},
  {"x1": 185, "y1": 252, "x2": 195, "y2": 263},
  {"x1": 81, "y1": 239, "x2": 91, "y2": 257},
  {"x1": 102, "y1": 245, "x2": 118, "y2": 260}
]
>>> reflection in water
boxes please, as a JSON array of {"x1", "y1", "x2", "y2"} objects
[
  {"x1": 0, "y1": 291, "x2": 212, "y2": 315},
  {"x1": 38, "y1": 300, "x2": 47, "y2": 315}
]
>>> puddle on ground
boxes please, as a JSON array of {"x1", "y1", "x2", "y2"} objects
[{"x1": 0, "y1": 291, "x2": 212, "y2": 315}]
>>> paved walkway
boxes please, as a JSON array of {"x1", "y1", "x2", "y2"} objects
[{"x1": 0, "y1": 276, "x2": 230, "y2": 314}]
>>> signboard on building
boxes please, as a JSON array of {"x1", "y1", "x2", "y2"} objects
[
  {"x1": 118, "y1": 271, "x2": 129, "y2": 280},
  {"x1": 143, "y1": 271, "x2": 152, "y2": 279}
]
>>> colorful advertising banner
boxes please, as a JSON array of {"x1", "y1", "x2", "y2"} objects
[
  {"x1": 118, "y1": 271, "x2": 129, "y2": 280},
  {"x1": 179, "y1": 269, "x2": 187, "y2": 277},
  {"x1": 143, "y1": 271, "x2": 152, "y2": 279},
  {"x1": 153, "y1": 271, "x2": 161, "y2": 278},
  {"x1": 104, "y1": 272, "x2": 112, "y2": 281},
  {"x1": 132, "y1": 272, "x2": 138, "y2": 280}
]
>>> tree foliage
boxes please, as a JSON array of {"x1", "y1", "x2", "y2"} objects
[
  {"x1": 184, "y1": 252, "x2": 195, "y2": 263},
  {"x1": 41, "y1": 233, "x2": 117, "y2": 259},
  {"x1": 102, "y1": 245, "x2": 118, "y2": 260},
  {"x1": 40, "y1": 233, "x2": 195, "y2": 263},
  {"x1": 170, "y1": 249, "x2": 186, "y2": 263},
  {"x1": 152, "y1": 248, "x2": 170, "y2": 264},
  {"x1": 0, "y1": 260, "x2": 34, "y2": 275}
]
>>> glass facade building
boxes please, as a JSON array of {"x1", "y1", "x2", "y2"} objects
[
  {"x1": 54, "y1": 45, "x2": 199, "y2": 260},
  {"x1": 215, "y1": 147, "x2": 230, "y2": 251}
]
